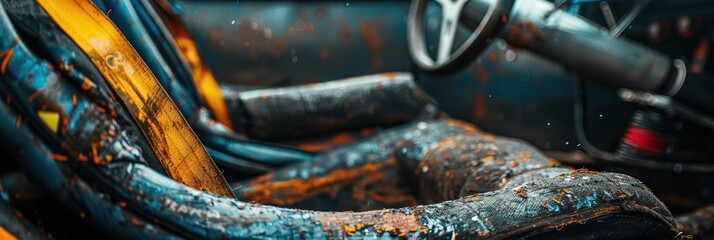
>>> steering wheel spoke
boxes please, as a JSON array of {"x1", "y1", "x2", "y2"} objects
[
  {"x1": 408, "y1": 0, "x2": 515, "y2": 73},
  {"x1": 436, "y1": 0, "x2": 468, "y2": 63}
]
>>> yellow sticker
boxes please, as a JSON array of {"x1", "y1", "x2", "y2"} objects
[{"x1": 37, "y1": 110, "x2": 60, "y2": 133}]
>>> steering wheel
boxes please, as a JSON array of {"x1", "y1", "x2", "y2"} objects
[{"x1": 408, "y1": 0, "x2": 515, "y2": 74}]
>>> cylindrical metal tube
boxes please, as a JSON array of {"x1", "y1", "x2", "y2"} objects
[{"x1": 462, "y1": 0, "x2": 673, "y2": 92}]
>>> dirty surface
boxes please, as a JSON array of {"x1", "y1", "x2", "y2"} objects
[
  {"x1": 0, "y1": 0, "x2": 693, "y2": 239},
  {"x1": 236, "y1": 120, "x2": 474, "y2": 211},
  {"x1": 677, "y1": 204, "x2": 714, "y2": 238},
  {"x1": 235, "y1": 72, "x2": 441, "y2": 140}
]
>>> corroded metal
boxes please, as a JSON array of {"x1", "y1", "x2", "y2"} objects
[
  {"x1": 677, "y1": 204, "x2": 714, "y2": 238},
  {"x1": 0, "y1": 200, "x2": 44, "y2": 240},
  {"x1": 94, "y1": 0, "x2": 315, "y2": 174},
  {"x1": 152, "y1": 0, "x2": 234, "y2": 130},
  {"x1": 235, "y1": 72, "x2": 441, "y2": 140},
  {"x1": 36, "y1": 0, "x2": 234, "y2": 197},
  {"x1": 236, "y1": 120, "x2": 473, "y2": 211},
  {"x1": 0, "y1": 173, "x2": 46, "y2": 204},
  {"x1": 0, "y1": 0, "x2": 705, "y2": 239}
]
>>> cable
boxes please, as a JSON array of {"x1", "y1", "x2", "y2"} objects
[{"x1": 572, "y1": 74, "x2": 714, "y2": 172}]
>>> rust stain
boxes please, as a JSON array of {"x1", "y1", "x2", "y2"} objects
[
  {"x1": 380, "y1": 72, "x2": 398, "y2": 80},
  {"x1": 480, "y1": 155, "x2": 494, "y2": 163},
  {"x1": 315, "y1": 211, "x2": 422, "y2": 237},
  {"x1": 445, "y1": 119, "x2": 480, "y2": 133},
  {"x1": 509, "y1": 160, "x2": 520, "y2": 168},
  {"x1": 243, "y1": 158, "x2": 416, "y2": 208},
  {"x1": 343, "y1": 224, "x2": 358, "y2": 236},
  {"x1": 338, "y1": 19, "x2": 353, "y2": 46},
  {"x1": 297, "y1": 132, "x2": 355, "y2": 152},
  {"x1": 474, "y1": 65, "x2": 490, "y2": 84},
  {"x1": 691, "y1": 38, "x2": 708, "y2": 73},
  {"x1": 305, "y1": 21, "x2": 316, "y2": 33},
  {"x1": 319, "y1": 46, "x2": 330, "y2": 60},
  {"x1": 487, "y1": 52, "x2": 499, "y2": 63},
  {"x1": 314, "y1": 6, "x2": 327, "y2": 19},
  {"x1": 507, "y1": 21, "x2": 545, "y2": 47},
  {"x1": 266, "y1": 37, "x2": 288, "y2": 58},
  {"x1": 473, "y1": 95, "x2": 487, "y2": 120},
  {"x1": 550, "y1": 159, "x2": 560, "y2": 167},
  {"x1": 207, "y1": 26, "x2": 224, "y2": 51},
  {"x1": 359, "y1": 22, "x2": 384, "y2": 68},
  {"x1": 514, "y1": 187, "x2": 527, "y2": 199}
]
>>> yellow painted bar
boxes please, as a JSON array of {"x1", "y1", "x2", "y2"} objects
[{"x1": 37, "y1": 0, "x2": 234, "y2": 198}]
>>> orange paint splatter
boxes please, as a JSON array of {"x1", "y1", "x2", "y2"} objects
[
  {"x1": 80, "y1": 78, "x2": 92, "y2": 91},
  {"x1": 78, "y1": 153, "x2": 88, "y2": 162},
  {"x1": 0, "y1": 48, "x2": 13, "y2": 74},
  {"x1": 28, "y1": 90, "x2": 44, "y2": 102},
  {"x1": 51, "y1": 153, "x2": 68, "y2": 162}
]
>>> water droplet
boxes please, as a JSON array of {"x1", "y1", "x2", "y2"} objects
[
  {"x1": 496, "y1": 39, "x2": 507, "y2": 50},
  {"x1": 505, "y1": 50, "x2": 517, "y2": 62}
]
